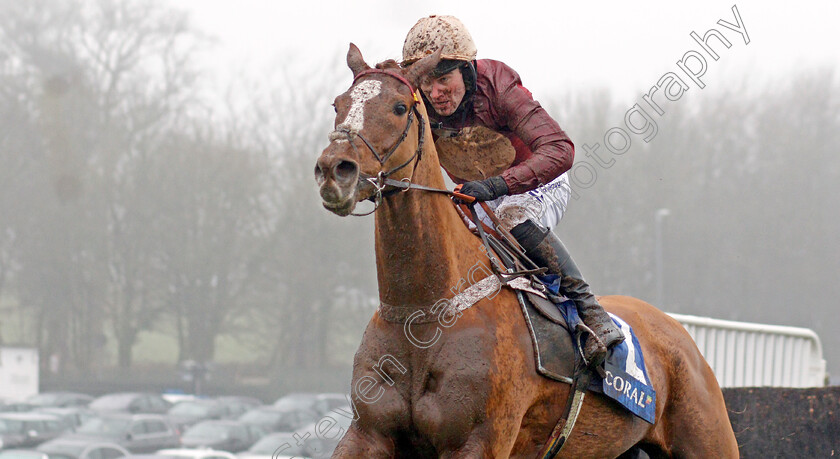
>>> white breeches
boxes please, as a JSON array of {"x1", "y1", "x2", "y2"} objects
[{"x1": 475, "y1": 172, "x2": 571, "y2": 231}]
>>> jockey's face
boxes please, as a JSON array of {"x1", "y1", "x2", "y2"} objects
[{"x1": 419, "y1": 68, "x2": 466, "y2": 117}]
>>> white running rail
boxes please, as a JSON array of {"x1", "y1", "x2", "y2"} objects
[{"x1": 668, "y1": 313, "x2": 827, "y2": 388}]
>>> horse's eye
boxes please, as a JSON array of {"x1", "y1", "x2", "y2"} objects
[
  {"x1": 393, "y1": 103, "x2": 408, "y2": 116},
  {"x1": 332, "y1": 103, "x2": 338, "y2": 113}
]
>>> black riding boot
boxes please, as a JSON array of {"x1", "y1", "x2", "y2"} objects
[{"x1": 511, "y1": 220, "x2": 625, "y2": 368}]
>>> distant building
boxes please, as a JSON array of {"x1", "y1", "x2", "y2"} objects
[{"x1": 0, "y1": 346, "x2": 39, "y2": 400}]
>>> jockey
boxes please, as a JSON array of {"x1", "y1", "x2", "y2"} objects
[{"x1": 401, "y1": 15, "x2": 624, "y2": 368}]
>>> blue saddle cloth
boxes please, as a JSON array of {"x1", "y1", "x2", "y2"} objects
[{"x1": 539, "y1": 275, "x2": 657, "y2": 424}]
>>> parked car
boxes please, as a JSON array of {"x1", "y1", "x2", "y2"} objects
[
  {"x1": 290, "y1": 415, "x2": 352, "y2": 459},
  {"x1": 33, "y1": 408, "x2": 95, "y2": 431},
  {"x1": 25, "y1": 394, "x2": 93, "y2": 409},
  {"x1": 271, "y1": 394, "x2": 347, "y2": 417},
  {"x1": 37, "y1": 439, "x2": 130, "y2": 459},
  {"x1": 166, "y1": 400, "x2": 225, "y2": 432},
  {"x1": 212, "y1": 398, "x2": 261, "y2": 420},
  {"x1": 142, "y1": 448, "x2": 238, "y2": 459},
  {"x1": 0, "y1": 451, "x2": 48, "y2": 459},
  {"x1": 0, "y1": 413, "x2": 69, "y2": 449},
  {"x1": 237, "y1": 407, "x2": 318, "y2": 434},
  {"x1": 88, "y1": 394, "x2": 170, "y2": 415},
  {"x1": 237, "y1": 432, "x2": 314, "y2": 459},
  {"x1": 179, "y1": 421, "x2": 256, "y2": 453},
  {"x1": 159, "y1": 395, "x2": 196, "y2": 405},
  {"x1": 58, "y1": 414, "x2": 179, "y2": 453},
  {"x1": 0, "y1": 403, "x2": 35, "y2": 414}
]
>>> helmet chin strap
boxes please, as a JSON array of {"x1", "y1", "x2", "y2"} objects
[{"x1": 463, "y1": 60, "x2": 477, "y2": 94}]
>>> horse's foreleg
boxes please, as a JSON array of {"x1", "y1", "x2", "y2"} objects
[{"x1": 331, "y1": 425, "x2": 394, "y2": 458}]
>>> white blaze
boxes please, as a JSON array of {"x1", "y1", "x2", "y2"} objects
[{"x1": 330, "y1": 80, "x2": 381, "y2": 142}]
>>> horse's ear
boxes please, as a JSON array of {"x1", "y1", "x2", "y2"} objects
[
  {"x1": 403, "y1": 48, "x2": 443, "y2": 89},
  {"x1": 347, "y1": 43, "x2": 370, "y2": 77}
]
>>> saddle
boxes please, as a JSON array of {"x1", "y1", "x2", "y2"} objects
[
  {"x1": 454, "y1": 202, "x2": 656, "y2": 442},
  {"x1": 450, "y1": 199, "x2": 585, "y2": 384},
  {"x1": 494, "y1": 237, "x2": 656, "y2": 457},
  {"x1": 516, "y1": 288, "x2": 580, "y2": 384}
]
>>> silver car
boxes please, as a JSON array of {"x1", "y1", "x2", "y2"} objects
[
  {"x1": 55, "y1": 415, "x2": 179, "y2": 453},
  {"x1": 38, "y1": 439, "x2": 130, "y2": 459},
  {"x1": 0, "y1": 413, "x2": 69, "y2": 449}
]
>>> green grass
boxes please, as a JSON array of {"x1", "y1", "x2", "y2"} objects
[
  {"x1": 132, "y1": 330, "x2": 269, "y2": 365},
  {"x1": 132, "y1": 330, "x2": 180, "y2": 364}
]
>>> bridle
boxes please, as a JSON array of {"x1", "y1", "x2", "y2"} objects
[
  {"x1": 330, "y1": 68, "x2": 546, "y2": 284},
  {"x1": 341, "y1": 69, "x2": 506, "y2": 217},
  {"x1": 350, "y1": 69, "x2": 424, "y2": 174},
  {"x1": 329, "y1": 69, "x2": 597, "y2": 459},
  {"x1": 328, "y1": 68, "x2": 430, "y2": 215}
]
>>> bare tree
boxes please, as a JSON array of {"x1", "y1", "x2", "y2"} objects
[
  {"x1": 146, "y1": 123, "x2": 277, "y2": 364},
  {"x1": 547, "y1": 69, "x2": 840, "y2": 374},
  {"x1": 0, "y1": 0, "x2": 207, "y2": 369},
  {"x1": 229, "y1": 57, "x2": 379, "y2": 370}
]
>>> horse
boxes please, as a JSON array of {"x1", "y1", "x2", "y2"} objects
[{"x1": 314, "y1": 43, "x2": 738, "y2": 458}]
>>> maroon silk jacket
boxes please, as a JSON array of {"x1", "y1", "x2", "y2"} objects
[{"x1": 429, "y1": 59, "x2": 575, "y2": 195}]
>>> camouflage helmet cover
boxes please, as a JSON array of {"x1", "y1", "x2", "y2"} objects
[{"x1": 402, "y1": 15, "x2": 477, "y2": 66}]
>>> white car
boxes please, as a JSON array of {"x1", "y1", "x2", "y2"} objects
[
  {"x1": 271, "y1": 394, "x2": 348, "y2": 418},
  {"x1": 0, "y1": 451, "x2": 48, "y2": 459},
  {"x1": 236, "y1": 432, "x2": 312, "y2": 459},
  {"x1": 154, "y1": 449, "x2": 238, "y2": 459},
  {"x1": 37, "y1": 439, "x2": 130, "y2": 459},
  {"x1": 159, "y1": 395, "x2": 197, "y2": 405}
]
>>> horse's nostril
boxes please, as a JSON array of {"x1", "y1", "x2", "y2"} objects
[
  {"x1": 334, "y1": 160, "x2": 359, "y2": 183},
  {"x1": 314, "y1": 164, "x2": 326, "y2": 185}
]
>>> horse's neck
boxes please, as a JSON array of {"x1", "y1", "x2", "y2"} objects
[{"x1": 374, "y1": 141, "x2": 485, "y2": 308}]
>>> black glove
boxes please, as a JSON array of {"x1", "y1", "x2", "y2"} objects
[{"x1": 457, "y1": 176, "x2": 509, "y2": 202}]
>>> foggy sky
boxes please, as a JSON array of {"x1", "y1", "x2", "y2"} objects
[{"x1": 175, "y1": 0, "x2": 840, "y2": 101}]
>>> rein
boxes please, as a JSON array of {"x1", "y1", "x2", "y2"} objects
[
  {"x1": 337, "y1": 65, "x2": 588, "y2": 458},
  {"x1": 342, "y1": 68, "x2": 544, "y2": 283},
  {"x1": 344, "y1": 68, "x2": 472, "y2": 208}
]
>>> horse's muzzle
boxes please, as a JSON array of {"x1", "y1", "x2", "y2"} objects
[{"x1": 315, "y1": 155, "x2": 360, "y2": 216}]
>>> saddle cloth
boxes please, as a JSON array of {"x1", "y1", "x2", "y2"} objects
[{"x1": 513, "y1": 284, "x2": 657, "y2": 424}]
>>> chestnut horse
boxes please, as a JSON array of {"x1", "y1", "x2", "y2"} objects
[{"x1": 314, "y1": 44, "x2": 737, "y2": 458}]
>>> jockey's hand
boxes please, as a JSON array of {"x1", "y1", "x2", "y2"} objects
[{"x1": 456, "y1": 176, "x2": 509, "y2": 202}]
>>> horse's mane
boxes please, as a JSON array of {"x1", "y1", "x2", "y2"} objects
[{"x1": 375, "y1": 59, "x2": 401, "y2": 70}]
